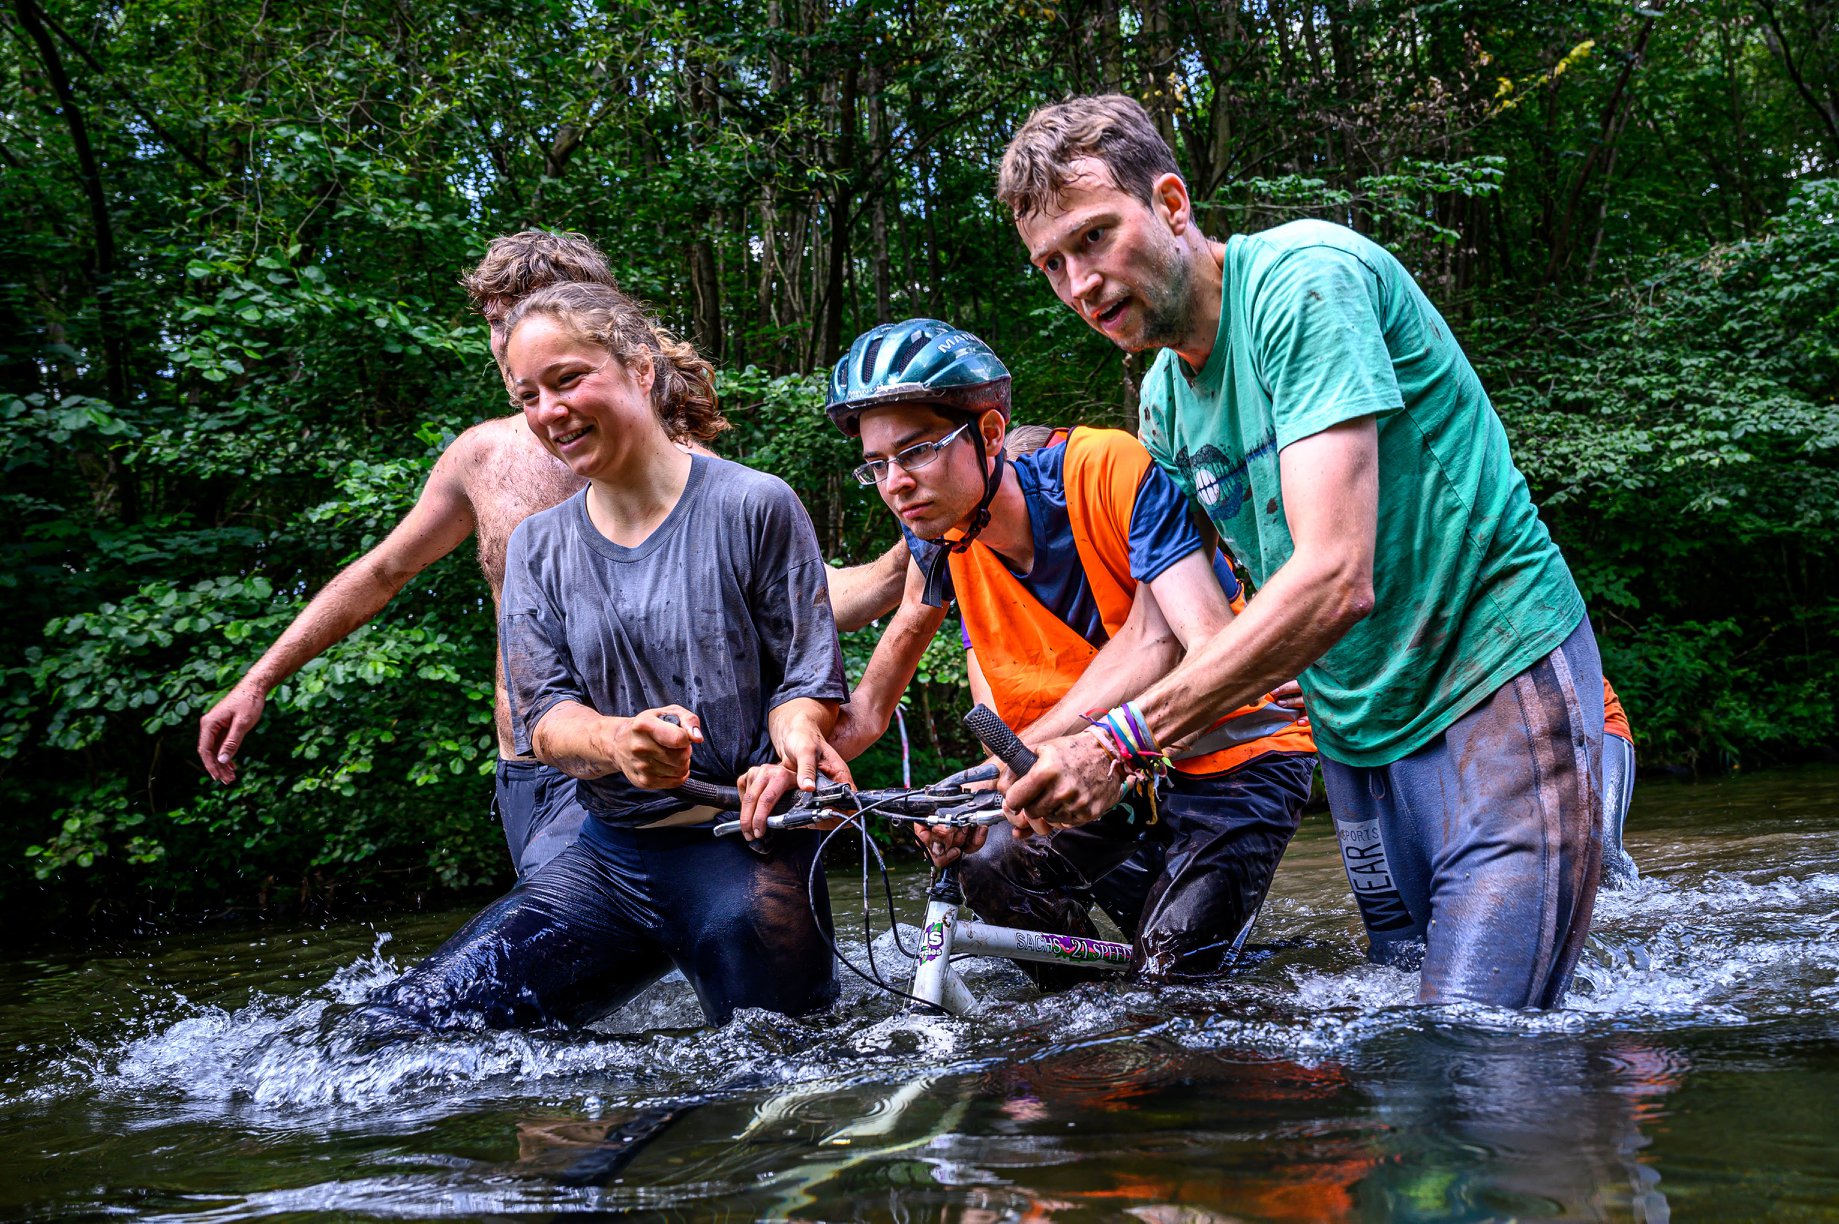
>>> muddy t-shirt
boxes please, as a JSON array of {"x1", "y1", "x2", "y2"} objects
[
  {"x1": 1138, "y1": 219, "x2": 1583, "y2": 767},
  {"x1": 500, "y1": 455, "x2": 847, "y2": 826}
]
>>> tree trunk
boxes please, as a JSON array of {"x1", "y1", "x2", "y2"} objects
[{"x1": 14, "y1": 0, "x2": 138, "y2": 523}]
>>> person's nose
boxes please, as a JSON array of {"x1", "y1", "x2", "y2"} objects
[
  {"x1": 882, "y1": 460, "x2": 918, "y2": 497},
  {"x1": 1068, "y1": 256, "x2": 1103, "y2": 306},
  {"x1": 533, "y1": 386, "x2": 571, "y2": 425}
]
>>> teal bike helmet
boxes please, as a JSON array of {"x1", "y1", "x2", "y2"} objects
[
  {"x1": 826, "y1": 319, "x2": 1011, "y2": 437},
  {"x1": 828, "y1": 319, "x2": 1014, "y2": 608}
]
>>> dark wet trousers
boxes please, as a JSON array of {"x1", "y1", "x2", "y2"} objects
[
  {"x1": 493, "y1": 758, "x2": 590, "y2": 879},
  {"x1": 959, "y1": 751, "x2": 1317, "y2": 988},
  {"x1": 360, "y1": 819, "x2": 839, "y2": 1032},
  {"x1": 1600, "y1": 731, "x2": 1639, "y2": 889},
  {"x1": 1318, "y1": 616, "x2": 1606, "y2": 1009}
]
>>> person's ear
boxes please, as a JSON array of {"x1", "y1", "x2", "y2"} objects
[
  {"x1": 625, "y1": 350, "x2": 657, "y2": 396},
  {"x1": 980, "y1": 409, "x2": 1006, "y2": 457},
  {"x1": 1152, "y1": 172, "x2": 1195, "y2": 237}
]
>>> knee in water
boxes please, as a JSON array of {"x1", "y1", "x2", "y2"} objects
[{"x1": 1368, "y1": 938, "x2": 1426, "y2": 971}]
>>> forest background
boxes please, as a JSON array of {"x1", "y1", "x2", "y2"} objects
[{"x1": 2, "y1": 0, "x2": 1835, "y2": 931}]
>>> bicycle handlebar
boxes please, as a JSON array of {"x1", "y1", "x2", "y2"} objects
[
  {"x1": 698, "y1": 703, "x2": 1033, "y2": 837},
  {"x1": 963, "y1": 704, "x2": 1036, "y2": 776}
]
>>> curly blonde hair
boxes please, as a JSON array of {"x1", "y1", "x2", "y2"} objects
[{"x1": 503, "y1": 282, "x2": 729, "y2": 444}]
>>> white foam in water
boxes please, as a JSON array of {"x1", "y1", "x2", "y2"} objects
[{"x1": 35, "y1": 849, "x2": 1839, "y2": 1130}]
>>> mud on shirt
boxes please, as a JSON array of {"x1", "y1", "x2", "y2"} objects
[
  {"x1": 1138, "y1": 220, "x2": 1584, "y2": 767},
  {"x1": 500, "y1": 455, "x2": 847, "y2": 826}
]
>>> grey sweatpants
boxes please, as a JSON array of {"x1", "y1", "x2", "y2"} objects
[{"x1": 1318, "y1": 617, "x2": 1605, "y2": 1008}]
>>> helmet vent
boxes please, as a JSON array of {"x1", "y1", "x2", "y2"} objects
[
  {"x1": 893, "y1": 331, "x2": 932, "y2": 371},
  {"x1": 858, "y1": 335, "x2": 885, "y2": 379}
]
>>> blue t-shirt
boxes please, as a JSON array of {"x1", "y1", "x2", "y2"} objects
[{"x1": 905, "y1": 431, "x2": 1241, "y2": 651}]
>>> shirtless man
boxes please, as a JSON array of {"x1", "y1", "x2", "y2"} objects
[{"x1": 197, "y1": 230, "x2": 904, "y2": 878}]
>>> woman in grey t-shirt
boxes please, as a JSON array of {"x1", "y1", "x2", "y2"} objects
[{"x1": 361, "y1": 283, "x2": 850, "y2": 1032}]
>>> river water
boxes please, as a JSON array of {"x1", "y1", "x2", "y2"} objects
[{"x1": 2, "y1": 767, "x2": 1836, "y2": 1221}]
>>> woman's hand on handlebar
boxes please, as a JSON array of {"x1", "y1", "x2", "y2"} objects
[
  {"x1": 736, "y1": 759, "x2": 853, "y2": 842},
  {"x1": 611, "y1": 705, "x2": 703, "y2": 789},
  {"x1": 731, "y1": 698, "x2": 857, "y2": 842},
  {"x1": 740, "y1": 707, "x2": 855, "y2": 842},
  {"x1": 737, "y1": 764, "x2": 798, "y2": 842}
]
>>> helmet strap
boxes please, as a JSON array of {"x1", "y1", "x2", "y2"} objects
[{"x1": 920, "y1": 434, "x2": 1005, "y2": 609}]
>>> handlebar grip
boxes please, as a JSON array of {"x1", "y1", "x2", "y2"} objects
[
  {"x1": 964, "y1": 704, "x2": 1036, "y2": 777},
  {"x1": 934, "y1": 761, "x2": 999, "y2": 790},
  {"x1": 669, "y1": 778, "x2": 742, "y2": 810}
]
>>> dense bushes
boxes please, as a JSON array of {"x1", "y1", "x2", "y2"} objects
[{"x1": 3, "y1": 0, "x2": 1834, "y2": 927}]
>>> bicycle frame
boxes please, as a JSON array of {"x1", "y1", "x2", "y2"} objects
[
  {"x1": 909, "y1": 863, "x2": 1131, "y2": 1016},
  {"x1": 703, "y1": 703, "x2": 1137, "y2": 1016}
]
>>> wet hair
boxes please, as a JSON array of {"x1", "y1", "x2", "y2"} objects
[
  {"x1": 997, "y1": 94, "x2": 1182, "y2": 221},
  {"x1": 460, "y1": 230, "x2": 618, "y2": 312},
  {"x1": 504, "y1": 282, "x2": 729, "y2": 444}
]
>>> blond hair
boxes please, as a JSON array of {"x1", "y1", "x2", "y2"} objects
[
  {"x1": 504, "y1": 282, "x2": 729, "y2": 444},
  {"x1": 1003, "y1": 424, "x2": 1058, "y2": 458},
  {"x1": 460, "y1": 230, "x2": 617, "y2": 313},
  {"x1": 997, "y1": 94, "x2": 1182, "y2": 221}
]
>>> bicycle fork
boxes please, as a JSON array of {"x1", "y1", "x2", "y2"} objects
[{"x1": 911, "y1": 865, "x2": 977, "y2": 1015}]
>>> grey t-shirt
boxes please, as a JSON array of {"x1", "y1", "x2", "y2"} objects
[{"x1": 500, "y1": 455, "x2": 847, "y2": 826}]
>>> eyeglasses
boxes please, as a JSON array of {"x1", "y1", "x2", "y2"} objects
[{"x1": 853, "y1": 423, "x2": 971, "y2": 486}]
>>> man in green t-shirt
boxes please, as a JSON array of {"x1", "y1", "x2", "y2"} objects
[{"x1": 992, "y1": 94, "x2": 1605, "y2": 1009}]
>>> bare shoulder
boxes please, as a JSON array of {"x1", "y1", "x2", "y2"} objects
[{"x1": 441, "y1": 415, "x2": 536, "y2": 472}]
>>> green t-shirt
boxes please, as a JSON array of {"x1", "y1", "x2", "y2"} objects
[{"x1": 1139, "y1": 220, "x2": 1583, "y2": 767}]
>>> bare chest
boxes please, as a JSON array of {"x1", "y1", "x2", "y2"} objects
[{"x1": 465, "y1": 434, "x2": 584, "y2": 596}]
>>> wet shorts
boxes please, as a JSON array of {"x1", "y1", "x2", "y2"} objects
[
  {"x1": 959, "y1": 751, "x2": 1317, "y2": 987},
  {"x1": 361, "y1": 818, "x2": 839, "y2": 1031},
  {"x1": 1318, "y1": 615, "x2": 1605, "y2": 1008},
  {"x1": 494, "y1": 758, "x2": 589, "y2": 878}
]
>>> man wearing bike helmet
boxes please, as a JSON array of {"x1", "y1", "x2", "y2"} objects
[{"x1": 819, "y1": 318, "x2": 1317, "y2": 985}]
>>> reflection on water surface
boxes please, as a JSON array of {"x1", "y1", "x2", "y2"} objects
[{"x1": 1, "y1": 767, "x2": 1836, "y2": 1221}]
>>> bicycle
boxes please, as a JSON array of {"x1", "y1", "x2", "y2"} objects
[{"x1": 669, "y1": 704, "x2": 1132, "y2": 1016}]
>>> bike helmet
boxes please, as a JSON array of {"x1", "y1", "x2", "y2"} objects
[
  {"x1": 825, "y1": 318, "x2": 1011, "y2": 437},
  {"x1": 828, "y1": 320, "x2": 1016, "y2": 609}
]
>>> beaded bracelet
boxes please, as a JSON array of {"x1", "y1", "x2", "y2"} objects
[{"x1": 1080, "y1": 700, "x2": 1173, "y2": 790}]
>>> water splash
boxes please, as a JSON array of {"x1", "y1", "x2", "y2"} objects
[{"x1": 21, "y1": 845, "x2": 1839, "y2": 1136}]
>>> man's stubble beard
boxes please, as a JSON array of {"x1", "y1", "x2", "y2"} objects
[{"x1": 1126, "y1": 229, "x2": 1195, "y2": 353}]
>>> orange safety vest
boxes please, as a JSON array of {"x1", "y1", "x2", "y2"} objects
[
  {"x1": 1604, "y1": 676, "x2": 1632, "y2": 743},
  {"x1": 950, "y1": 427, "x2": 1315, "y2": 775}
]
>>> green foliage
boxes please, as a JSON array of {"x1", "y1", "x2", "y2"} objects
[
  {"x1": 1473, "y1": 178, "x2": 1839, "y2": 764},
  {"x1": 1, "y1": 0, "x2": 1835, "y2": 927}
]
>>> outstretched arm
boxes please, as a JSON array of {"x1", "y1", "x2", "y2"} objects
[
  {"x1": 1004, "y1": 417, "x2": 1378, "y2": 828},
  {"x1": 196, "y1": 439, "x2": 479, "y2": 783},
  {"x1": 826, "y1": 539, "x2": 908, "y2": 632},
  {"x1": 829, "y1": 557, "x2": 946, "y2": 761}
]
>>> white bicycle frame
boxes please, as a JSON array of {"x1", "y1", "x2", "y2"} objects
[{"x1": 908, "y1": 864, "x2": 1132, "y2": 1015}]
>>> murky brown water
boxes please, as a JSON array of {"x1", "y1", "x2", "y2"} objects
[{"x1": 1, "y1": 766, "x2": 1835, "y2": 1221}]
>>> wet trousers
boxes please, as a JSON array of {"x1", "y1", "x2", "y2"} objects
[
  {"x1": 493, "y1": 758, "x2": 589, "y2": 879},
  {"x1": 1318, "y1": 616, "x2": 1605, "y2": 1008},
  {"x1": 959, "y1": 751, "x2": 1316, "y2": 987},
  {"x1": 1600, "y1": 732, "x2": 1639, "y2": 889},
  {"x1": 361, "y1": 819, "x2": 838, "y2": 1031}
]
